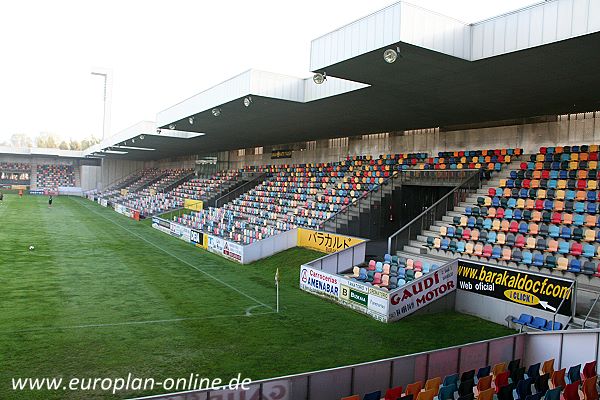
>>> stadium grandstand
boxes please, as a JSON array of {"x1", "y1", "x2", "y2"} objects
[{"x1": 3, "y1": 0, "x2": 600, "y2": 399}]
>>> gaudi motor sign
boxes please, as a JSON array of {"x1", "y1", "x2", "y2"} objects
[
  {"x1": 388, "y1": 265, "x2": 457, "y2": 322},
  {"x1": 456, "y1": 259, "x2": 574, "y2": 316}
]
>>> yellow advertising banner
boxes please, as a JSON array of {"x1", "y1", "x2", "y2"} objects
[
  {"x1": 297, "y1": 228, "x2": 365, "y2": 254},
  {"x1": 184, "y1": 199, "x2": 204, "y2": 211}
]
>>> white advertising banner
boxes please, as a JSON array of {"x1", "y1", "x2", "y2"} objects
[
  {"x1": 387, "y1": 264, "x2": 456, "y2": 322},
  {"x1": 207, "y1": 235, "x2": 244, "y2": 263},
  {"x1": 300, "y1": 265, "x2": 389, "y2": 322}
]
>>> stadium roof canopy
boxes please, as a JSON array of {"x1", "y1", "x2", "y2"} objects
[{"x1": 85, "y1": 0, "x2": 600, "y2": 160}]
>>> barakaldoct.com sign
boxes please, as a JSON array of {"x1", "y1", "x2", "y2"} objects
[
  {"x1": 299, "y1": 265, "x2": 389, "y2": 322},
  {"x1": 388, "y1": 264, "x2": 457, "y2": 322},
  {"x1": 456, "y1": 259, "x2": 574, "y2": 316}
]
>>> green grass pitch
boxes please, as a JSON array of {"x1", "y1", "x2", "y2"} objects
[{"x1": 0, "y1": 194, "x2": 513, "y2": 399}]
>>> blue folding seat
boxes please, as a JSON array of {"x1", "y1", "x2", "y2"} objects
[
  {"x1": 519, "y1": 222, "x2": 529, "y2": 234},
  {"x1": 487, "y1": 231, "x2": 497, "y2": 243},
  {"x1": 548, "y1": 225, "x2": 560, "y2": 238},
  {"x1": 440, "y1": 238, "x2": 450, "y2": 250},
  {"x1": 375, "y1": 262, "x2": 383, "y2": 273},
  {"x1": 587, "y1": 203, "x2": 597, "y2": 214},
  {"x1": 548, "y1": 180, "x2": 557, "y2": 190},
  {"x1": 357, "y1": 268, "x2": 368, "y2": 281},
  {"x1": 495, "y1": 188, "x2": 503, "y2": 196},
  {"x1": 397, "y1": 267, "x2": 406, "y2": 279},
  {"x1": 465, "y1": 206, "x2": 472, "y2": 215},
  {"x1": 558, "y1": 241, "x2": 570, "y2": 254},
  {"x1": 456, "y1": 241, "x2": 465, "y2": 253},
  {"x1": 522, "y1": 251, "x2": 533, "y2": 265},
  {"x1": 533, "y1": 253, "x2": 544, "y2": 267},
  {"x1": 492, "y1": 197, "x2": 501, "y2": 207},
  {"x1": 447, "y1": 226, "x2": 456, "y2": 237},
  {"x1": 522, "y1": 209, "x2": 532, "y2": 221},
  {"x1": 528, "y1": 317, "x2": 547, "y2": 329},
  {"x1": 566, "y1": 190, "x2": 576, "y2": 201},
  {"x1": 505, "y1": 209, "x2": 514, "y2": 219},
  {"x1": 587, "y1": 191, "x2": 597, "y2": 202},
  {"x1": 491, "y1": 246, "x2": 502, "y2": 259},
  {"x1": 559, "y1": 170, "x2": 568, "y2": 179},
  {"x1": 550, "y1": 162, "x2": 560, "y2": 171},
  {"x1": 574, "y1": 202, "x2": 585, "y2": 214},
  {"x1": 510, "y1": 170, "x2": 518, "y2": 179},
  {"x1": 471, "y1": 206, "x2": 480, "y2": 216},
  {"x1": 384, "y1": 254, "x2": 392, "y2": 263},
  {"x1": 573, "y1": 214, "x2": 584, "y2": 226},
  {"x1": 467, "y1": 216, "x2": 476, "y2": 228},
  {"x1": 543, "y1": 200, "x2": 554, "y2": 211},
  {"x1": 482, "y1": 218, "x2": 492, "y2": 231},
  {"x1": 507, "y1": 198, "x2": 517, "y2": 208},
  {"x1": 583, "y1": 244, "x2": 596, "y2": 258},
  {"x1": 560, "y1": 227, "x2": 572, "y2": 239},
  {"x1": 568, "y1": 259, "x2": 581, "y2": 273},
  {"x1": 519, "y1": 188, "x2": 529, "y2": 198}
]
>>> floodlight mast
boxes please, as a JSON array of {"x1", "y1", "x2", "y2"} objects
[{"x1": 91, "y1": 69, "x2": 113, "y2": 140}]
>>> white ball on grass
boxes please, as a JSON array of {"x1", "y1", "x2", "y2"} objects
[{"x1": 29, "y1": 245, "x2": 35, "y2": 251}]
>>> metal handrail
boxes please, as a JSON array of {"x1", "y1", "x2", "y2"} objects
[
  {"x1": 387, "y1": 171, "x2": 481, "y2": 254},
  {"x1": 213, "y1": 172, "x2": 268, "y2": 208},
  {"x1": 582, "y1": 291, "x2": 600, "y2": 329},
  {"x1": 551, "y1": 280, "x2": 574, "y2": 330}
]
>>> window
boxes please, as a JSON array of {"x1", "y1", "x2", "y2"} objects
[
  {"x1": 237, "y1": 148, "x2": 246, "y2": 157},
  {"x1": 328, "y1": 137, "x2": 348, "y2": 148},
  {"x1": 306, "y1": 141, "x2": 317, "y2": 151},
  {"x1": 403, "y1": 127, "x2": 439, "y2": 135},
  {"x1": 362, "y1": 132, "x2": 389, "y2": 140},
  {"x1": 254, "y1": 147, "x2": 263, "y2": 155}
]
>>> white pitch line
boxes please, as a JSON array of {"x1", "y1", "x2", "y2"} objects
[
  {"x1": 3, "y1": 311, "x2": 278, "y2": 334},
  {"x1": 72, "y1": 198, "x2": 275, "y2": 312}
]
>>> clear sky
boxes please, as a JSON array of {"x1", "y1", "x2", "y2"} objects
[{"x1": 0, "y1": 0, "x2": 540, "y2": 142}]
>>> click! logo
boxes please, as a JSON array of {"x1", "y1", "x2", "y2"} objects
[
  {"x1": 301, "y1": 269, "x2": 308, "y2": 283},
  {"x1": 504, "y1": 289, "x2": 539, "y2": 306}
]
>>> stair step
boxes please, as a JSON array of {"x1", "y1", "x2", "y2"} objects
[{"x1": 403, "y1": 245, "x2": 426, "y2": 255}]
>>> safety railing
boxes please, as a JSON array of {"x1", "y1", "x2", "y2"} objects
[{"x1": 387, "y1": 171, "x2": 481, "y2": 254}]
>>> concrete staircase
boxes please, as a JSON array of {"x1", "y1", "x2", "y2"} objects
[
  {"x1": 29, "y1": 164, "x2": 38, "y2": 189},
  {"x1": 401, "y1": 157, "x2": 525, "y2": 259}
]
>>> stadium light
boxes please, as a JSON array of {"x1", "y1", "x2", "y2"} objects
[
  {"x1": 243, "y1": 97, "x2": 252, "y2": 107},
  {"x1": 139, "y1": 135, "x2": 145, "y2": 140},
  {"x1": 102, "y1": 149, "x2": 128, "y2": 155},
  {"x1": 169, "y1": 124, "x2": 176, "y2": 130},
  {"x1": 212, "y1": 107, "x2": 221, "y2": 117},
  {"x1": 313, "y1": 72, "x2": 326, "y2": 85},
  {"x1": 114, "y1": 145, "x2": 156, "y2": 151},
  {"x1": 383, "y1": 47, "x2": 401, "y2": 64},
  {"x1": 188, "y1": 116, "x2": 194, "y2": 125}
]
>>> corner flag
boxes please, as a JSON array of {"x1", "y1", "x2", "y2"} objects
[{"x1": 275, "y1": 268, "x2": 280, "y2": 313}]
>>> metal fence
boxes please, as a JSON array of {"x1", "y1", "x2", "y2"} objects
[{"x1": 131, "y1": 334, "x2": 524, "y2": 400}]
